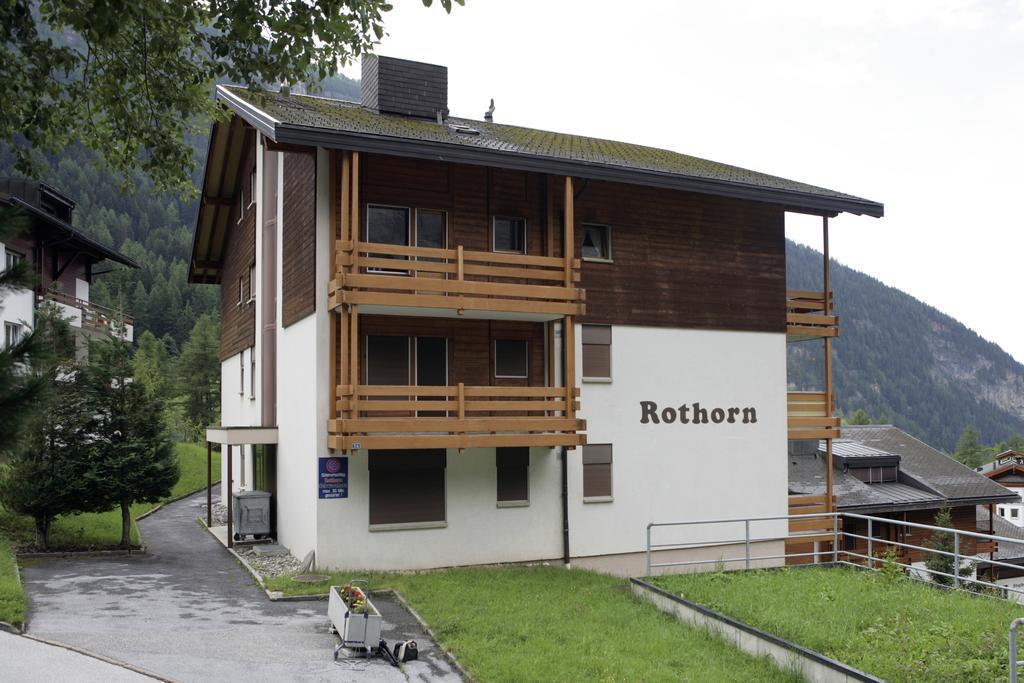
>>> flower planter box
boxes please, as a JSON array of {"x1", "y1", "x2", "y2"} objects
[{"x1": 328, "y1": 584, "x2": 382, "y2": 652}]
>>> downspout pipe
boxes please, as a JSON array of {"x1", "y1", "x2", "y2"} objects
[{"x1": 561, "y1": 329, "x2": 571, "y2": 568}]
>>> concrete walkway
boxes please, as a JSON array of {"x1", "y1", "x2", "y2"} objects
[
  {"x1": 18, "y1": 492, "x2": 462, "y2": 682},
  {"x1": 0, "y1": 631, "x2": 154, "y2": 682}
]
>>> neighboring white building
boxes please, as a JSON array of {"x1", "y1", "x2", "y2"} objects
[
  {"x1": 977, "y1": 451, "x2": 1024, "y2": 527},
  {"x1": 1, "y1": 178, "x2": 137, "y2": 347},
  {"x1": 190, "y1": 56, "x2": 883, "y2": 575}
]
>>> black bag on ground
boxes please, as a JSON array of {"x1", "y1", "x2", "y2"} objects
[{"x1": 394, "y1": 640, "x2": 418, "y2": 662}]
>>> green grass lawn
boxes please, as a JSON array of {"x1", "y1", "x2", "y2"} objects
[
  {"x1": 268, "y1": 566, "x2": 800, "y2": 682},
  {"x1": 0, "y1": 536, "x2": 24, "y2": 626},
  {"x1": 0, "y1": 442, "x2": 218, "y2": 628},
  {"x1": 652, "y1": 566, "x2": 1024, "y2": 682}
]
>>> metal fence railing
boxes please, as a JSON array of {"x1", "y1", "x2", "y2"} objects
[{"x1": 644, "y1": 511, "x2": 1024, "y2": 602}]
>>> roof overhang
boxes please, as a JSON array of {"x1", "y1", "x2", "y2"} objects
[
  {"x1": 205, "y1": 425, "x2": 278, "y2": 445},
  {"x1": 3, "y1": 196, "x2": 139, "y2": 268},
  {"x1": 840, "y1": 493, "x2": 1019, "y2": 515}
]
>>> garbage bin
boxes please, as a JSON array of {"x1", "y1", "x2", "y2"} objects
[{"x1": 232, "y1": 490, "x2": 271, "y2": 541}]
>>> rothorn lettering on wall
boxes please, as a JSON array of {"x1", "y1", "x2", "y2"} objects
[{"x1": 639, "y1": 401, "x2": 757, "y2": 425}]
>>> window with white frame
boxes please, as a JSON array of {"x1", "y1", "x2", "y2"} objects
[
  {"x1": 239, "y1": 352, "x2": 245, "y2": 395},
  {"x1": 238, "y1": 275, "x2": 245, "y2": 306},
  {"x1": 248, "y1": 263, "x2": 256, "y2": 302},
  {"x1": 4, "y1": 249, "x2": 24, "y2": 272},
  {"x1": 249, "y1": 167, "x2": 257, "y2": 207},
  {"x1": 4, "y1": 321, "x2": 22, "y2": 349},
  {"x1": 249, "y1": 347, "x2": 256, "y2": 399}
]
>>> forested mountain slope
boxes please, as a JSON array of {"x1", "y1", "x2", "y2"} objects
[{"x1": 787, "y1": 240, "x2": 1024, "y2": 451}]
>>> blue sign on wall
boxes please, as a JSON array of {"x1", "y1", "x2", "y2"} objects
[{"x1": 318, "y1": 456, "x2": 348, "y2": 499}]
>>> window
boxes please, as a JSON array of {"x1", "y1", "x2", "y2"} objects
[
  {"x1": 492, "y1": 217, "x2": 526, "y2": 254},
  {"x1": 366, "y1": 205, "x2": 410, "y2": 272},
  {"x1": 249, "y1": 347, "x2": 256, "y2": 400},
  {"x1": 415, "y1": 210, "x2": 447, "y2": 249},
  {"x1": 238, "y1": 275, "x2": 245, "y2": 305},
  {"x1": 1013, "y1": 508, "x2": 1020, "y2": 519},
  {"x1": 494, "y1": 339, "x2": 528, "y2": 379},
  {"x1": 416, "y1": 337, "x2": 447, "y2": 417},
  {"x1": 238, "y1": 186, "x2": 244, "y2": 222},
  {"x1": 367, "y1": 335, "x2": 411, "y2": 385},
  {"x1": 369, "y1": 450, "x2": 446, "y2": 527},
  {"x1": 1000, "y1": 508, "x2": 1006, "y2": 517},
  {"x1": 249, "y1": 167, "x2": 257, "y2": 208},
  {"x1": 581, "y1": 224, "x2": 611, "y2": 261},
  {"x1": 496, "y1": 447, "x2": 529, "y2": 506},
  {"x1": 582, "y1": 325, "x2": 612, "y2": 381},
  {"x1": 4, "y1": 249, "x2": 24, "y2": 272},
  {"x1": 239, "y1": 352, "x2": 245, "y2": 395},
  {"x1": 582, "y1": 444, "x2": 613, "y2": 501},
  {"x1": 248, "y1": 263, "x2": 256, "y2": 302},
  {"x1": 4, "y1": 322, "x2": 22, "y2": 349},
  {"x1": 850, "y1": 465, "x2": 898, "y2": 483}
]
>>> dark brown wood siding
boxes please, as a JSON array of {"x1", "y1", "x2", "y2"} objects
[
  {"x1": 353, "y1": 153, "x2": 786, "y2": 333},
  {"x1": 219, "y1": 143, "x2": 257, "y2": 360},
  {"x1": 574, "y1": 180, "x2": 786, "y2": 333},
  {"x1": 357, "y1": 316, "x2": 546, "y2": 388},
  {"x1": 281, "y1": 150, "x2": 317, "y2": 327}
]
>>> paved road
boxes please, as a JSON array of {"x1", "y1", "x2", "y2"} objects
[{"x1": 19, "y1": 492, "x2": 461, "y2": 682}]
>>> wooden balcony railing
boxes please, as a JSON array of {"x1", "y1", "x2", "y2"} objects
[
  {"x1": 38, "y1": 291, "x2": 134, "y2": 332},
  {"x1": 329, "y1": 241, "x2": 585, "y2": 319},
  {"x1": 786, "y1": 290, "x2": 838, "y2": 340},
  {"x1": 328, "y1": 383, "x2": 586, "y2": 452},
  {"x1": 787, "y1": 391, "x2": 841, "y2": 440}
]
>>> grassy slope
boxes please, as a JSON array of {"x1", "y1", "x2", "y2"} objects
[
  {"x1": 268, "y1": 566, "x2": 799, "y2": 682},
  {"x1": 653, "y1": 567, "x2": 1024, "y2": 682},
  {"x1": 0, "y1": 443, "x2": 218, "y2": 628},
  {"x1": 0, "y1": 442, "x2": 217, "y2": 551}
]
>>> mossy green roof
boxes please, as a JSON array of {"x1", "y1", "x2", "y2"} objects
[{"x1": 218, "y1": 85, "x2": 882, "y2": 216}]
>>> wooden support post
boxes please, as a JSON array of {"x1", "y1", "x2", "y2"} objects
[
  {"x1": 457, "y1": 245, "x2": 464, "y2": 281},
  {"x1": 823, "y1": 216, "x2": 834, "y2": 512},
  {"x1": 458, "y1": 383, "x2": 465, "y2": 419},
  {"x1": 563, "y1": 176, "x2": 574, "y2": 288},
  {"x1": 349, "y1": 305, "x2": 360, "y2": 426},
  {"x1": 206, "y1": 441, "x2": 212, "y2": 528},
  {"x1": 226, "y1": 444, "x2": 233, "y2": 548}
]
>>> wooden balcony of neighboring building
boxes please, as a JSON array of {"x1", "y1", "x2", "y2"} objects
[
  {"x1": 38, "y1": 290, "x2": 135, "y2": 342},
  {"x1": 786, "y1": 290, "x2": 838, "y2": 341},
  {"x1": 328, "y1": 241, "x2": 585, "y2": 321},
  {"x1": 787, "y1": 391, "x2": 841, "y2": 441},
  {"x1": 328, "y1": 383, "x2": 586, "y2": 452}
]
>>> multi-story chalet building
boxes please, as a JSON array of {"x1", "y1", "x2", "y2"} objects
[
  {"x1": 1, "y1": 178, "x2": 136, "y2": 348},
  {"x1": 978, "y1": 450, "x2": 1024, "y2": 526},
  {"x1": 190, "y1": 55, "x2": 883, "y2": 573}
]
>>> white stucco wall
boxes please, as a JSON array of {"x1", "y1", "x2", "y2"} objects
[
  {"x1": 1, "y1": 242, "x2": 35, "y2": 336},
  {"x1": 315, "y1": 446, "x2": 564, "y2": 570},
  {"x1": 570, "y1": 325, "x2": 789, "y2": 560},
  {"x1": 273, "y1": 147, "x2": 331, "y2": 560}
]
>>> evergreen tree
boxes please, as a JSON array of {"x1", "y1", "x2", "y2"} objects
[
  {"x1": 178, "y1": 314, "x2": 221, "y2": 439},
  {"x1": 0, "y1": 305, "x2": 94, "y2": 548},
  {"x1": 953, "y1": 426, "x2": 988, "y2": 468},
  {"x1": 83, "y1": 335, "x2": 179, "y2": 548},
  {"x1": 132, "y1": 330, "x2": 174, "y2": 400},
  {"x1": 846, "y1": 409, "x2": 871, "y2": 425},
  {"x1": 923, "y1": 506, "x2": 975, "y2": 587}
]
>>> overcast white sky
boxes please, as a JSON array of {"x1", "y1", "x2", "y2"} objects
[{"x1": 342, "y1": 0, "x2": 1024, "y2": 362}]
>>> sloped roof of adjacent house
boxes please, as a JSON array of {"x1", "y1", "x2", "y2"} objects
[
  {"x1": 976, "y1": 508, "x2": 1024, "y2": 562},
  {"x1": 789, "y1": 425, "x2": 1017, "y2": 513},
  {"x1": 0, "y1": 179, "x2": 138, "y2": 268}
]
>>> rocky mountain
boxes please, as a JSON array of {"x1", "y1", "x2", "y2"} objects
[{"x1": 787, "y1": 240, "x2": 1024, "y2": 452}]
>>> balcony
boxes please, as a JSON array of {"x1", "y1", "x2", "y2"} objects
[
  {"x1": 787, "y1": 391, "x2": 841, "y2": 441},
  {"x1": 39, "y1": 291, "x2": 134, "y2": 342},
  {"x1": 786, "y1": 290, "x2": 838, "y2": 341},
  {"x1": 329, "y1": 241, "x2": 585, "y2": 321},
  {"x1": 328, "y1": 383, "x2": 586, "y2": 452}
]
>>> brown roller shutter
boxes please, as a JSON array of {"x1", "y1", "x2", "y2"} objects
[
  {"x1": 582, "y1": 325, "x2": 612, "y2": 380},
  {"x1": 496, "y1": 447, "x2": 529, "y2": 503},
  {"x1": 369, "y1": 450, "x2": 446, "y2": 525},
  {"x1": 582, "y1": 444, "x2": 613, "y2": 499}
]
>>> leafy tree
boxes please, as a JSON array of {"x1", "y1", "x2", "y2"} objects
[
  {"x1": 83, "y1": 335, "x2": 179, "y2": 548},
  {"x1": 846, "y1": 409, "x2": 871, "y2": 425},
  {"x1": 0, "y1": 305, "x2": 93, "y2": 549},
  {"x1": 1, "y1": 0, "x2": 461, "y2": 194},
  {"x1": 178, "y1": 314, "x2": 221, "y2": 439},
  {"x1": 953, "y1": 426, "x2": 989, "y2": 469},
  {"x1": 923, "y1": 506, "x2": 975, "y2": 588}
]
